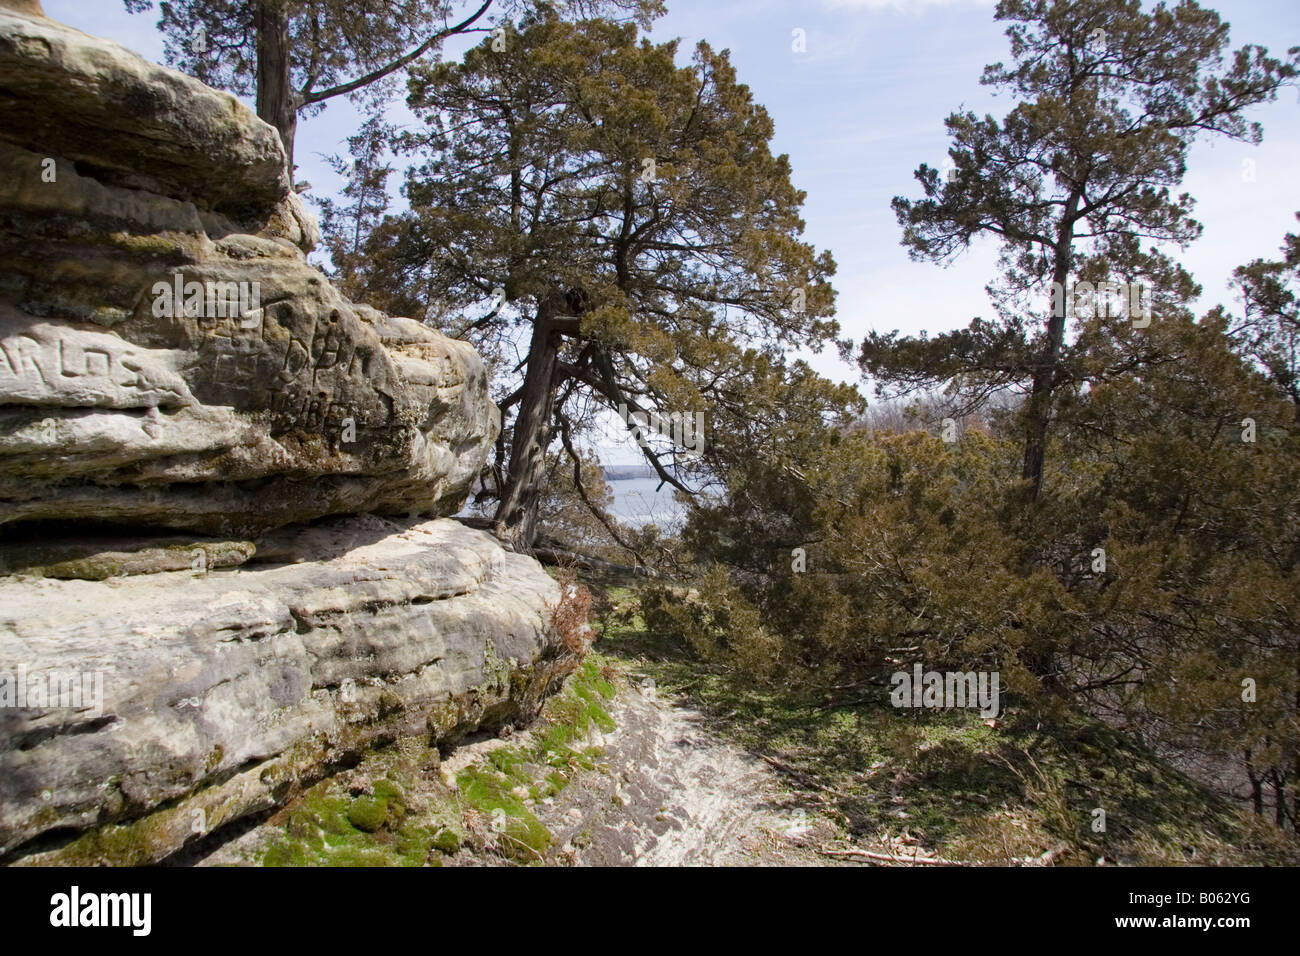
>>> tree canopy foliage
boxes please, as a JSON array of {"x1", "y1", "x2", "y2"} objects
[
  {"x1": 865, "y1": 0, "x2": 1299, "y2": 498},
  {"x1": 353, "y1": 10, "x2": 851, "y2": 548}
]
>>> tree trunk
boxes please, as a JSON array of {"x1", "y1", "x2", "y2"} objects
[
  {"x1": 1287, "y1": 677, "x2": 1300, "y2": 831},
  {"x1": 1245, "y1": 749, "x2": 1264, "y2": 815},
  {"x1": 1021, "y1": 191, "x2": 1081, "y2": 500},
  {"x1": 1018, "y1": 195, "x2": 1080, "y2": 685},
  {"x1": 1021, "y1": 368, "x2": 1053, "y2": 499},
  {"x1": 255, "y1": 0, "x2": 298, "y2": 169},
  {"x1": 493, "y1": 302, "x2": 563, "y2": 550},
  {"x1": 1272, "y1": 768, "x2": 1286, "y2": 827}
]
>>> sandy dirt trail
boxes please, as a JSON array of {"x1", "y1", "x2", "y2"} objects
[{"x1": 529, "y1": 684, "x2": 838, "y2": 866}]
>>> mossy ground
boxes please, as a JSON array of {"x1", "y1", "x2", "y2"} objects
[
  {"x1": 257, "y1": 655, "x2": 619, "y2": 867},
  {"x1": 259, "y1": 737, "x2": 459, "y2": 867},
  {"x1": 451, "y1": 655, "x2": 616, "y2": 863},
  {"x1": 590, "y1": 580, "x2": 1300, "y2": 866}
]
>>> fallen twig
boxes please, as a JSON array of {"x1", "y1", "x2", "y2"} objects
[{"x1": 820, "y1": 846, "x2": 964, "y2": 866}]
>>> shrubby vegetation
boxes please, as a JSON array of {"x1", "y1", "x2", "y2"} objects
[
  {"x1": 649, "y1": 297, "x2": 1299, "y2": 829},
  {"x1": 605, "y1": 0, "x2": 1300, "y2": 839}
]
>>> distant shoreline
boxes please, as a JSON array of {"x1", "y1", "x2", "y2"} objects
[{"x1": 601, "y1": 464, "x2": 657, "y2": 481}]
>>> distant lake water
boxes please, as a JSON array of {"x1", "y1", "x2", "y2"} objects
[{"x1": 607, "y1": 476, "x2": 685, "y2": 530}]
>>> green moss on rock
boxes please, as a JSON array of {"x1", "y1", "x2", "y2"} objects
[{"x1": 346, "y1": 796, "x2": 388, "y2": 833}]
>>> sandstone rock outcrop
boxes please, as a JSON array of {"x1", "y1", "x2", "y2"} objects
[
  {"x1": 0, "y1": 517, "x2": 564, "y2": 865},
  {"x1": 0, "y1": 6, "x2": 569, "y2": 866},
  {"x1": 0, "y1": 7, "x2": 498, "y2": 535}
]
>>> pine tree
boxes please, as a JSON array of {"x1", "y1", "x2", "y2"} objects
[
  {"x1": 359, "y1": 12, "x2": 846, "y2": 549},
  {"x1": 864, "y1": 0, "x2": 1298, "y2": 500},
  {"x1": 1232, "y1": 212, "x2": 1300, "y2": 418},
  {"x1": 313, "y1": 113, "x2": 397, "y2": 298}
]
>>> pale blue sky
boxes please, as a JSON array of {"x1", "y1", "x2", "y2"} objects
[{"x1": 43, "y1": 0, "x2": 1300, "y2": 462}]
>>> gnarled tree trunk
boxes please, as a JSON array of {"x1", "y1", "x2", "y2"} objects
[
  {"x1": 493, "y1": 301, "x2": 564, "y2": 550},
  {"x1": 255, "y1": 0, "x2": 297, "y2": 168}
]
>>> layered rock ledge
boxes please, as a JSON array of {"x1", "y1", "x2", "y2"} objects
[{"x1": 0, "y1": 517, "x2": 565, "y2": 865}]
